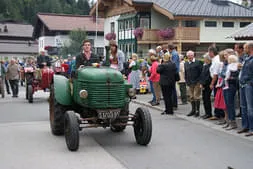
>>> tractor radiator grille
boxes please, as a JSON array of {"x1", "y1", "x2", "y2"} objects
[{"x1": 79, "y1": 82, "x2": 125, "y2": 108}]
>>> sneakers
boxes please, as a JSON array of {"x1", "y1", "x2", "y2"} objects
[{"x1": 151, "y1": 102, "x2": 160, "y2": 106}]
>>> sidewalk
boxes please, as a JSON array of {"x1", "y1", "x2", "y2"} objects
[{"x1": 132, "y1": 93, "x2": 253, "y2": 142}]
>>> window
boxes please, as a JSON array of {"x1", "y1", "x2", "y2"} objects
[
  {"x1": 240, "y1": 22, "x2": 251, "y2": 28},
  {"x1": 96, "y1": 47, "x2": 104, "y2": 56},
  {"x1": 119, "y1": 21, "x2": 124, "y2": 31},
  {"x1": 222, "y1": 22, "x2": 234, "y2": 28},
  {"x1": 111, "y1": 22, "x2": 115, "y2": 33},
  {"x1": 205, "y1": 21, "x2": 217, "y2": 27},
  {"x1": 140, "y1": 17, "x2": 150, "y2": 28},
  {"x1": 183, "y1": 21, "x2": 198, "y2": 27}
]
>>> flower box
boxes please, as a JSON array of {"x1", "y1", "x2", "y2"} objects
[
  {"x1": 158, "y1": 28, "x2": 175, "y2": 40},
  {"x1": 133, "y1": 27, "x2": 144, "y2": 39},
  {"x1": 105, "y1": 32, "x2": 116, "y2": 41}
]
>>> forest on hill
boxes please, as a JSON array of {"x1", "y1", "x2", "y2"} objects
[{"x1": 0, "y1": 0, "x2": 93, "y2": 25}]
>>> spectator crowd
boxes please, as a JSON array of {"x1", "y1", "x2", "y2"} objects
[{"x1": 120, "y1": 42, "x2": 253, "y2": 138}]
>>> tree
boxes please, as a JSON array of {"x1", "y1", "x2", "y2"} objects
[
  {"x1": 242, "y1": 0, "x2": 249, "y2": 7},
  {"x1": 61, "y1": 28, "x2": 87, "y2": 57},
  {"x1": 77, "y1": 0, "x2": 91, "y2": 15}
]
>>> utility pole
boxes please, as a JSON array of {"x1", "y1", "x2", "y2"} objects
[{"x1": 95, "y1": 0, "x2": 98, "y2": 54}]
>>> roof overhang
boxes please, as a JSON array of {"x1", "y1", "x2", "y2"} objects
[
  {"x1": 90, "y1": 0, "x2": 175, "y2": 20},
  {"x1": 152, "y1": 3, "x2": 174, "y2": 20},
  {"x1": 226, "y1": 23, "x2": 253, "y2": 41}
]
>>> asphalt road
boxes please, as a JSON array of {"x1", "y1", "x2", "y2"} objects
[{"x1": 0, "y1": 87, "x2": 253, "y2": 169}]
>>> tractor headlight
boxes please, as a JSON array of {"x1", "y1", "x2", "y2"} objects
[
  {"x1": 79, "y1": 90, "x2": 88, "y2": 99},
  {"x1": 128, "y1": 88, "x2": 136, "y2": 97}
]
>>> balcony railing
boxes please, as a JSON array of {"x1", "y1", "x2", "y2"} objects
[{"x1": 138, "y1": 27, "x2": 200, "y2": 43}]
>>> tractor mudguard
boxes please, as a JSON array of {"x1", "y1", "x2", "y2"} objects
[{"x1": 53, "y1": 75, "x2": 72, "y2": 106}]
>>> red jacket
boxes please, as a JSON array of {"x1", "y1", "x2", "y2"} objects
[
  {"x1": 149, "y1": 61, "x2": 160, "y2": 82},
  {"x1": 61, "y1": 63, "x2": 69, "y2": 73}
]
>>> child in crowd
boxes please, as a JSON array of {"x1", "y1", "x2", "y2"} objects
[{"x1": 223, "y1": 55, "x2": 239, "y2": 90}]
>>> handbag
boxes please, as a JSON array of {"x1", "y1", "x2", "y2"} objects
[{"x1": 214, "y1": 87, "x2": 226, "y2": 110}]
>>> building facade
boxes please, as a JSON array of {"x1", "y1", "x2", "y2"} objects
[
  {"x1": 90, "y1": 0, "x2": 253, "y2": 58},
  {"x1": 0, "y1": 21, "x2": 37, "y2": 60}
]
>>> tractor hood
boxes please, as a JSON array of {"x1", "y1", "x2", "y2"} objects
[{"x1": 77, "y1": 67, "x2": 124, "y2": 83}]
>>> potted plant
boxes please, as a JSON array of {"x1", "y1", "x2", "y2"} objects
[
  {"x1": 158, "y1": 28, "x2": 175, "y2": 40},
  {"x1": 105, "y1": 32, "x2": 116, "y2": 41},
  {"x1": 133, "y1": 27, "x2": 144, "y2": 40}
]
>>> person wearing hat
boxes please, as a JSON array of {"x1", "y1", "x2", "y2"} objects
[
  {"x1": 157, "y1": 53, "x2": 177, "y2": 115},
  {"x1": 148, "y1": 49, "x2": 161, "y2": 106},
  {"x1": 37, "y1": 50, "x2": 51, "y2": 68},
  {"x1": 109, "y1": 40, "x2": 125, "y2": 72},
  {"x1": 75, "y1": 39, "x2": 100, "y2": 69}
]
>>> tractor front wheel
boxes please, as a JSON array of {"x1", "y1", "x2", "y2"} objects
[
  {"x1": 64, "y1": 111, "x2": 79, "y2": 151},
  {"x1": 133, "y1": 107, "x2": 152, "y2": 145}
]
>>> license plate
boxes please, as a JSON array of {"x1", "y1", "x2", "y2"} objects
[{"x1": 97, "y1": 109, "x2": 121, "y2": 119}]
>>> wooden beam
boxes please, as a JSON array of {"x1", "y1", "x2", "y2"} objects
[{"x1": 152, "y1": 4, "x2": 174, "y2": 20}]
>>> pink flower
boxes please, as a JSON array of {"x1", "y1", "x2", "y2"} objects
[
  {"x1": 134, "y1": 27, "x2": 143, "y2": 38},
  {"x1": 158, "y1": 28, "x2": 175, "y2": 39},
  {"x1": 105, "y1": 32, "x2": 116, "y2": 40}
]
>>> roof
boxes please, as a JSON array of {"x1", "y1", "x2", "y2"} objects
[
  {"x1": 0, "y1": 40, "x2": 38, "y2": 54},
  {"x1": 37, "y1": 13, "x2": 104, "y2": 32},
  {"x1": 132, "y1": 0, "x2": 253, "y2": 18},
  {"x1": 0, "y1": 23, "x2": 34, "y2": 38},
  {"x1": 227, "y1": 23, "x2": 253, "y2": 40}
]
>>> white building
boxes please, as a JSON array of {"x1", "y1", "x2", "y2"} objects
[{"x1": 33, "y1": 13, "x2": 104, "y2": 56}]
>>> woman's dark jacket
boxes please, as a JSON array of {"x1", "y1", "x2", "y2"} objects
[
  {"x1": 199, "y1": 63, "x2": 212, "y2": 87},
  {"x1": 157, "y1": 61, "x2": 177, "y2": 86}
]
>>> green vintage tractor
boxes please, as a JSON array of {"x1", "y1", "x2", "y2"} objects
[{"x1": 49, "y1": 47, "x2": 152, "y2": 151}]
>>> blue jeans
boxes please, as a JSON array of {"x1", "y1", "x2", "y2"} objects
[
  {"x1": 240, "y1": 87, "x2": 249, "y2": 129},
  {"x1": 223, "y1": 83, "x2": 237, "y2": 121},
  {"x1": 245, "y1": 84, "x2": 253, "y2": 132},
  {"x1": 149, "y1": 80, "x2": 156, "y2": 102}
]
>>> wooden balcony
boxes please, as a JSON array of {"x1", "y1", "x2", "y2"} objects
[{"x1": 138, "y1": 27, "x2": 200, "y2": 44}]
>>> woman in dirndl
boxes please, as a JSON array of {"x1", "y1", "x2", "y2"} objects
[{"x1": 129, "y1": 53, "x2": 140, "y2": 98}]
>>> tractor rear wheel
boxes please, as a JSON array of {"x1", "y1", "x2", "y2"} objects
[
  {"x1": 28, "y1": 85, "x2": 33, "y2": 103},
  {"x1": 49, "y1": 84, "x2": 66, "y2": 135},
  {"x1": 0, "y1": 78, "x2": 5, "y2": 98}
]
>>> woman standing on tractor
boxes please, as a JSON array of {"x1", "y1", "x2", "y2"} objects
[{"x1": 109, "y1": 40, "x2": 125, "y2": 73}]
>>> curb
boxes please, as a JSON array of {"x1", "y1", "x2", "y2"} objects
[{"x1": 132, "y1": 99, "x2": 253, "y2": 142}]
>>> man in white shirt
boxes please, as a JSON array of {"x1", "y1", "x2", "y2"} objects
[{"x1": 208, "y1": 46, "x2": 224, "y2": 120}]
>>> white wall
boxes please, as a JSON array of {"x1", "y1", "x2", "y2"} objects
[
  {"x1": 39, "y1": 35, "x2": 104, "y2": 53},
  {"x1": 104, "y1": 15, "x2": 120, "y2": 44},
  {"x1": 88, "y1": 35, "x2": 105, "y2": 47},
  {"x1": 38, "y1": 36, "x2": 55, "y2": 53},
  {"x1": 200, "y1": 20, "x2": 250, "y2": 43},
  {"x1": 151, "y1": 9, "x2": 178, "y2": 29}
]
